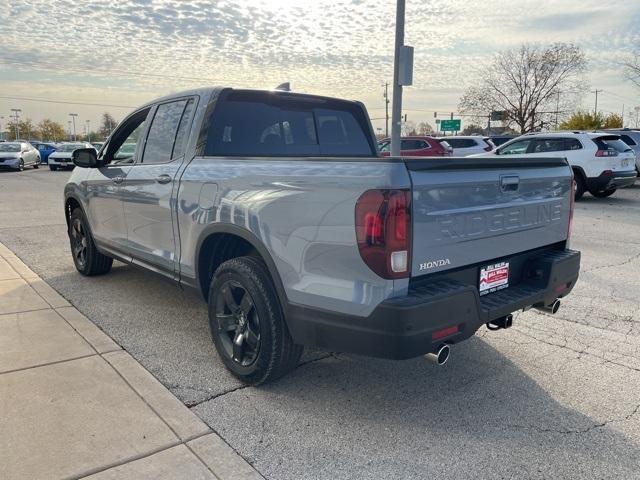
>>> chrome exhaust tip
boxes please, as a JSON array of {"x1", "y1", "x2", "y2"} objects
[
  {"x1": 425, "y1": 344, "x2": 450, "y2": 366},
  {"x1": 536, "y1": 299, "x2": 561, "y2": 315}
]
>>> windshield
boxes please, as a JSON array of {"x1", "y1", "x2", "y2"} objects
[
  {"x1": 57, "y1": 143, "x2": 86, "y2": 152},
  {"x1": 0, "y1": 143, "x2": 21, "y2": 152}
]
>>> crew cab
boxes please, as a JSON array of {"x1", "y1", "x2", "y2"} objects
[{"x1": 64, "y1": 87, "x2": 580, "y2": 384}]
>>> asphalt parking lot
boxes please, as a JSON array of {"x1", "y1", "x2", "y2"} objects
[{"x1": 1, "y1": 168, "x2": 639, "y2": 479}]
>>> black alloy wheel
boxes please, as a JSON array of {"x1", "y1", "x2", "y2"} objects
[
  {"x1": 215, "y1": 280, "x2": 261, "y2": 366},
  {"x1": 70, "y1": 217, "x2": 88, "y2": 270}
]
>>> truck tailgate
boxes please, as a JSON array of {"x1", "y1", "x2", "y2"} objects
[{"x1": 407, "y1": 157, "x2": 572, "y2": 277}]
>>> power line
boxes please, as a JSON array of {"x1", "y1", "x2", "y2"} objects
[{"x1": 0, "y1": 95, "x2": 134, "y2": 109}]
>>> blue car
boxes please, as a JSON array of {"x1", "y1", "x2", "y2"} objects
[{"x1": 31, "y1": 142, "x2": 57, "y2": 164}]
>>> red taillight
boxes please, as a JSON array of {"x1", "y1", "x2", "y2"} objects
[
  {"x1": 355, "y1": 189, "x2": 411, "y2": 279},
  {"x1": 595, "y1": 149, "x2": 617, "y2": 157}
]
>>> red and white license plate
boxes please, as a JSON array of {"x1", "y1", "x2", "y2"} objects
[{"x1": 479, "y1": 262, "x2": 509, "y2": 296}]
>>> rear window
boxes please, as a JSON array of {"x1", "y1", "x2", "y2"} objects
[
  {"x1": 592, "y1": 137, "x2": 633, "y2": 153},
  {"x1": 205, "y1": 91, "x2": 374, "y2": 157}
]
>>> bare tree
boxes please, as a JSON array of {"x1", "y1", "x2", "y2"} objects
[
  {"x1": 624, "y1": 54, "x2": 640, "y2": 89},
  {"x1": 401, "y1": 120, "x2": 416, "y2": 136},
  {"x1": 416, "y1": 122, "x2": 434, "y2": 135},
  {"x1": 459, "y1": 43, "x2": 588, "y2": 133}
]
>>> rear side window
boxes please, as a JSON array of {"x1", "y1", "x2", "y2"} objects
[
  {"x1": 205, "y1": 91, "x2": 375, "y2": 157},
  {"x1": 532, "y1": 138, "x2": 566, "y2": 153},
  {"x1": 172, "y1": 99, "x2": 195, "y2": 158},
  {"x1": 446, "y1": 138, "x2": 477, "y2": 148},
  {"x1": 565, "y1": 138, "x2": 582, "y2": 150},
  {"x1": 401, "y1": 139, "x2": 428, "y2": 150},
  {"x1": 142, "y1": 100, "x2": 188, "y2": 164}
]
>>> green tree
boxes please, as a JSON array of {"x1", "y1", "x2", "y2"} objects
[
  {"x1": 4, "y1": 118, "x2": 37, "y2": 141},
  {"x1": 559, "y1": 111, "x2": 623, "y2": 130},
  {"x1": 38, "y1": 119, "x2": 67, "y2": 142},
  {"x1": 602, "y1": 113, "x2": 623, "y2": 129}
]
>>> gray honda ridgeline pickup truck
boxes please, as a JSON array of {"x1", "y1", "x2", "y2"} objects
[{"x1": 65, "y1": 87, "x2": 580, "y2": 384}]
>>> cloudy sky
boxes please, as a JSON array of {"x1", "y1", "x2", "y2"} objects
[{"x1": 1, "y1": 0, "x2": 639, "y2": 135}]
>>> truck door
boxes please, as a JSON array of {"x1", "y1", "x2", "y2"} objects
[
  {"x1": 83, "y1": 108, "x2": 150, "y2": 254},
  {"x1": 121, "y1": 98, "x2": 195, "y2": 277}
]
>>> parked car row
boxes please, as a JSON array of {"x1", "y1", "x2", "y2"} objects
[
  {"x1": 378, "y1": 129, "x2": 639, "y2": 201},
  {"x1": 0, "y1": 140, "x2": 99, "y2": 172}
]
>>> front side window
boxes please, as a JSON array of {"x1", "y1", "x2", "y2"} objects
[
  {"x1": 205, "y1": 91, "x2": 375, "y2": 157},
  {"x1": 499, "y1": 139, "x2": 532, "y2": 155},
  {"x1": 103, "y1": 108, "x2": 151, "y2": 165}
]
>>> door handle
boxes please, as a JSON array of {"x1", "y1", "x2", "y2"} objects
[
  {"x1": 500, "y1": 175, "x2": 520, "y2": 192},
  {"x1": 155, "y1": 174, "x2": 172, "y2": 184},
  {"x1": 112, "y1": 176, "x2": 124, "y2": 185}
]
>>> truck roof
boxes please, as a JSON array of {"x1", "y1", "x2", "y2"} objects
[{"x1": 138, "y1": 87, "x2": 365, "y2": 109}]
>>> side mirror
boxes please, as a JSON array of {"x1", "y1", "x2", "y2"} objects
[{"x1": 73, "y1": 148, "x2": 99, "y2": 168}]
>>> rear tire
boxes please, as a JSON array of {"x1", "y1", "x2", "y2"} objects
[
  {"x1": 68, "y1": 208, "x2": 113, "y2": 276},
  {"x1": 590, "y1": 188, "x2": 616, "y2": 198},
  {"x1": 208, "y1": 256, "x2": 303, "y2": 385},
  {"x1": 574, "y1": 173, "x2": 586, "y2": 201},
  {"x1": 18, "y1": 159, "x2": 24, "y2": 171}
]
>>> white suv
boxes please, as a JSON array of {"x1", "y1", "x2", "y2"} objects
[
  {"x1": 436, "y1": 135, "x2": 495, "y2": 156},
  {"x1": 475, "y1": 132, "x2": 637, "y2": 200}
]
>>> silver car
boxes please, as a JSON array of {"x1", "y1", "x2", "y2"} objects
[
  {"x1": 0, "y1": 142, "x2": 40, "y2": 171},
  {"x1": 48, "y1": 142, "x2": 95, "y2": 171}
]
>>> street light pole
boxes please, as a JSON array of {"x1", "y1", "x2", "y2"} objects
[
  {"x1": 69, "y1": 113, "x2": 78, "y2": 141},
  {"x1": 592, "y1": 89, "x2": 602, "y2": 116},
  {"x1": 11, "y1": 108, "x2": 21, "y2": 140},
  {"x1": 86, "y1": 120, "x2": 91, "y2": 142},
  {"x1": 383, "y1": 82, "x2": 390, "y2": 138},
  {"x1": 0, "y1": 116, "x2": 4, "y2": 141},
  {"x1": 390, "y1": 0, "x2": 406, "y2": 157}
]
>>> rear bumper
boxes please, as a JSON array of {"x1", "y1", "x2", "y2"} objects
[
  {"x1": 587, "y1": 170, "x2": 637, "y2": 191},
  {"x1": 286, "y1": 249, "x2": 580, "y2": 359}
]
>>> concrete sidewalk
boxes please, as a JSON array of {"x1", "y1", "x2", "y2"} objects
[{"x1": 0, "y1": 242, "x2": 263, "y2": 480}]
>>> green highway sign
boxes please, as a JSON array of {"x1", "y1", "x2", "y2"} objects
[{"x1": 440, "y1": 119, "x2": 461, "y2": 131}]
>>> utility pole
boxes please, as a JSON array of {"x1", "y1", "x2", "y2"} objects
[
  {"x1": 11, "y1": 108, "x2": 21, "y2": 140},
  {"x1": 390, "y1": 0, "x2": 405, "y2": 156},
  {"x1": 555, "y1": 91, "x2": 560, "y2": 130},
  {"x1": 0, "y1": 116, "x2": 4, "y2": 141},
  {"x1": 383, "y1": 83, "x2": 390, "y2": 138},
  {"x1": 86, "y1": 120, "x2": 91, "y2": 142},
  {"x1": 592, "y1": 89, "x2": 602, "y2": 116},
  {"x1": 69, "y1": 113, "x2": 78, "y2": 141}
]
